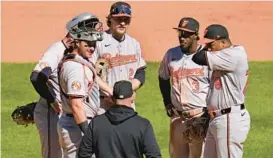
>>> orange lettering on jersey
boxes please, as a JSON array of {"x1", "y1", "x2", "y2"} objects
[
  {"x1": 102, "y1": 53, "x2": 137, "y2": 68},
  {"x1": 211, "y1": 71, "x2": 222, "y2": 90},
  {"x1": 129, "y1": 68, "x2": 134, "y2": 80},
  {"x1": 171, "y1": 68, "x2": 205, "y2": 79}
]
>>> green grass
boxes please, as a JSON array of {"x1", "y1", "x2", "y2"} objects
[{"x1": 1, "y1": 62, "x2": 273, "y2": 158}]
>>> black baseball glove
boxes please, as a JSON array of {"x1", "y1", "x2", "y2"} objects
[
  {"x1": 11, "y1": 102, "x2": 37, "y2": 126},
  {"x1": 165, "y1": 103, "x2": 177, "y2": 117}
]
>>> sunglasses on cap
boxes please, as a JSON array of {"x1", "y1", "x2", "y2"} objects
[
  {"x1": 177, "y1": 30, "x2": 195, "y2": 38},
  {"x1": 111, "y1": 6, "x2": 131, "y2": 15}
]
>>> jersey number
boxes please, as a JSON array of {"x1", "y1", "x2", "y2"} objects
[{"x1": 189, "y1": 78, "x2": 200, "y2": 93}]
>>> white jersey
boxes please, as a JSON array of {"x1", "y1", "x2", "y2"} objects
[
  {"x1": 91, "y1": 31, "x2": 146, "y2": 107},
  {"x1": 158, "y1": 45, "x2": 210, "y2": 111},
  {"x1": 205, "y1": 45, "x2": 249, "y2": 111},
  {"x1": 92, "y1": 31, "x2": 147, "y2": 85},
  {"x1": 59, "y1": 54, "x2": 102, "y2": 118},
  {"x1": 33, "y1": 41, "x2": 66, "y2": 104}
]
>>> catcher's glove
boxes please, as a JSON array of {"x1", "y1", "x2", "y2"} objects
[
  {"x1": 11, "y1": 102, "x2": 37, "y2": 126},
  {"x1": 95, "y1": 58, "x2": 109, "y2": 82},
  {"x1": 182, "y1": 112, "x2": 210, "y2": 144}
]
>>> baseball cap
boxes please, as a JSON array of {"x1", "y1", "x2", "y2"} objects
[
  {"x1": 109, "y1": 1, "x2": 132, "y2": 17},
  {"x1": 201, "y1": 24, "x2": 229, "y2": 44},
  {"x1": 113, "y1": 80, "x2": 133, "y2": 99},
  {"x1": 173, "y1": 17, "x2": 199, "y2": 33}
]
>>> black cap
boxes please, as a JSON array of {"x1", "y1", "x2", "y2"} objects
[
  {"x1": 113, "y1": 80, "x2": 133, "y2": 99},
  {"x1": 201, "y1": 24, "x2": 229, "y2": 43},
  {"x1": 173, "y1": 17, "x2": 199, "y2": 33},
  {"x1": 109, "y1": 1, "x2": 132, "y2": 17}
]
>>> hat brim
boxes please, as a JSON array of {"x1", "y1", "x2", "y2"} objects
[
  {"x1": 173, "y1": 27, "x2": 196, "y2": 33},
  {"x1": 111, "y1": 14, "x2": 131, "y2": 17},
  {"x1": 199, "y1": 38, "x2": 216, "y2": 44}
]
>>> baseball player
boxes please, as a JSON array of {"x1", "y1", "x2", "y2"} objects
[
  {"x1": 91, "y1": 1, "x2": 147, "y2": 110},
  {"x1": 57, "y1": 12, "x2": 110, "y2": 158},
  {"x1": 192, "y1": 24, "x2": 251, "y2": 158},
  {"x1": 30, "y1": 15, "x2": 76, "y2": 158},
  {"x1": 158, "y1": 17, "x2": 210, "y2": 158}
]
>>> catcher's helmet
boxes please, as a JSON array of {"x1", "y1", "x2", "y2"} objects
[{"x1": 66, "y1": 12, "x2": 103, "y2": 42}]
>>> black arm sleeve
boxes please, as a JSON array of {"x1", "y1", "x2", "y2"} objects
[
  {"x1": 134, "y1": 68, "x2": 146, "y2": 85},
  {"x1": 158, "y1": 76, "x2": 171, "y2": 107},
  {"x1": 30, "y1": 67, "x2": 55, "y2": 103},
  {"x1": 78, "y1": 121, "x2": 93, "y2": 158},
  {"x1": 192, "y1": 50, "x2": 208, "y2": 66},
  {"x1": 143, "y1": 122, "x2": 162, "y2": 158}
]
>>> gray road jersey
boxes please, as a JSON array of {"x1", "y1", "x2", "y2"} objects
[
  {"x1": 91, "y1": 31, "x2": 146, "y2": 108},
  {"x1": 159, "y1": 45, "x2": 210, "y2": 111},
  {"x1": 59, "y1": 55, "x2": 101, "y2": 117},
  {"x1": 205, "y1": 45, "x2": 249, "y2": 111},
  {"x1": 33, "y1": 41, "x2": 66, "y2": 103},
  {"x1": 92, "y1": 31, "x2": 147, "y2": 86}
]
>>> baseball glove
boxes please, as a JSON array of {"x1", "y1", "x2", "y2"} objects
[
  {"x1": 182, "y1": 112, "x2": 210, "y2": 144},
  {"x1": 11, "y1": 102, "x2": 37, "y2": 126},
  {"x1": 95, "y1": 58, "x2": 109, "y2": 82}
]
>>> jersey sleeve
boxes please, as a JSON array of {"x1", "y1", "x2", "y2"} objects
[
  {"x1": 205, "y1": 49, "x2": 238, "y2": 71},
  {"x1": 63, "y1": 62, "x2": 86, "y2": 97},
  {"x1": 158, "y1": 50, "x2": 171, "y2": 80},
  {"x1": 33, "y1": 44, "x2": 62, "y2": 72},
  {"x1": 136, "y1": 41, "x2": 147, "y2": 69}
]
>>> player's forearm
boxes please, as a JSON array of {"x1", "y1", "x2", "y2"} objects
[
  {"x1": 30, "y1": 68, "x2": 55, "y2": 103},
  {"x1": 71, "y1": 98, "x2": 88, "y2": 131},
  {"x1": 192, "y1": 50, "x2": 207, "y2": 65},
  {"x1": 132, "y1": 68, "x2": 146, "y2": 90},
  {"x1": 158, "y1": 76, "x2": 172, "y2": 107},
  {"x1": 131, "y1": 79, "x2": 141, "y2": 91},
  {"x1": 97, "y1": 77, "x2": 113, "y2": 95}
]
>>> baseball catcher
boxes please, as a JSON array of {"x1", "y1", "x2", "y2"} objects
[{"x1": 11, "y1": 102, "x2": 37, "y2": 126}]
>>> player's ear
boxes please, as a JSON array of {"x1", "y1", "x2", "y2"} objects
[
  {"x1": 195, "y1": 32, "x2": 200, "y2": 40},
  {"x1": 106, "y1": 16, "x2": 111, "y2": 27},
  {"x1": 74, "y1": 40, "x2": 80, "y2": 47}
]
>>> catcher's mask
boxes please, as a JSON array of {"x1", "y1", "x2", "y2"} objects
[{"x1": 66, "y1": 12, "x2": 104, "y2": 42}]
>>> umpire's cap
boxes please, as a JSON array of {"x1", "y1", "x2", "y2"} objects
[
  {"x1": 201, "y1": 24, "x2": 229, "y2": 44},
  {"x1": 173, "y1": 17, "x2": 199, "y2": 33},
  {"x1": 113, "y1": 80, "x2": 133, "y2": 99}
]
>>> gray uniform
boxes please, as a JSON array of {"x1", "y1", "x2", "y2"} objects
[
  {"x1": 203, "y1": 45, "x2": 251, "y2": 158},
  {"x1": 33, "y1": 41, "x2": 65, "y2": 158},
  {"x1": 58, "y1": 54, "x2": 104, "y2": 158},
  {"x1": 158, "y1": 45, "x2": 210, "y2": 158},
  {"x1": 91, "y1": 31, "x2": 146, "y2": 109}
]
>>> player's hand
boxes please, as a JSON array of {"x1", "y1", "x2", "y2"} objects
[
  {"x1": 165, "y1": 104, "x2": 176, "y2": 117},
  {"x1": 50, "y1": 102, "x2": 62, "y2": 114}
]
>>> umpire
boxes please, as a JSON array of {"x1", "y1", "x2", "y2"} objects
[{"x1": 78, "y1": 80, "x2": 161, "y2": 158}]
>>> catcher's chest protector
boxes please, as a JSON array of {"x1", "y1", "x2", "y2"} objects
[{"x1": 58, "y1": 54, "x2": 97, "y2": 96}]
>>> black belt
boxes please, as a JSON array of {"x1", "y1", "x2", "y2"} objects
[
  {"x1": 209, "y1": 104, "x2": 245, "y2": 118},
  {"x1": 66, "y1": 114, "x2": 93, "y2": 119}
]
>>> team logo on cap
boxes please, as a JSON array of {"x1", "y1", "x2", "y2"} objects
[
  {"x1": 181, "y1": 20, "x2": 189, "y2": 27},
  {"x1": 71, "y1": 81, "x2": 82, "y2": 91}
]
